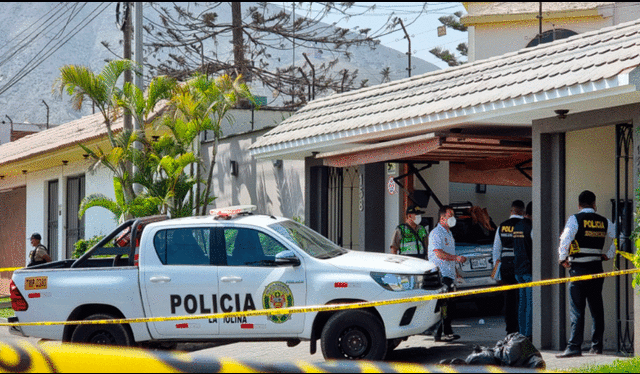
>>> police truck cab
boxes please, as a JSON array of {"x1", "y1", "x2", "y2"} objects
[{"x1": 10, "y1": 206, "x2": 444, "y2": 361}]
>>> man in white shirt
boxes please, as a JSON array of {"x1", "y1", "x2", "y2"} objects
[
  {"x1": 556, "y1": 190, "x2": 616, "y2": 358},
  {"x1": 428, "y1": 205, "x2": 466, "y2": 342}
]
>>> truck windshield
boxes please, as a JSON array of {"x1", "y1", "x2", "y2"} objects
[{"x1": 268, "y1": 220, "x2": 347, "y2": 259}]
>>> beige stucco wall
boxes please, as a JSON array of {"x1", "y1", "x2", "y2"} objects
[
  {"x1": 472, "y1": 18, "x2": 611, "y2": 62},
  {"x1": 466, "y1": 3, "x2": 640, "y2": 63},
  {"x1": 564, "y1": 124, "x2": 631, "y2": 351},
  {"x1": 205, "y1": 130, "x2": 305, "y2": 220}
]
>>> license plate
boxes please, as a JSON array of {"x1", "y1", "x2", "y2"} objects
[
  {"x1": 470, "y1": 258, "x2": 488, "y2": 269},
  {"x1": 24, "y1": 276, "x2": 48, "y2": 290}
]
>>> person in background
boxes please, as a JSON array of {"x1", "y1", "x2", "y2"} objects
[
  {"x1": 28, "y1": 233, "x2": 51, "y2": 267},
  {"x1": 492, "y1": 200, "x2": 526, "y2": 335},
  {"x1": 429, "y1": 205, "x2": 466, "y2": 342},
  {"x1": 390, "y1": 205, "x2": 429, "y2": 259},
  {"x1": 513, "y1": 203, "x2": 533, "y2": 340},
  {"x1": 556, "y1": 190, "x2": 615, "y2": 358}
]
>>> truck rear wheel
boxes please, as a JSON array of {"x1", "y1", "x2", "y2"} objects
[
  {"x1": 70, "y1": 313, "x2": 133, "y2": 346},
  {"x1": 320, "y1": 310, "x2": 386, "y2": 360}
]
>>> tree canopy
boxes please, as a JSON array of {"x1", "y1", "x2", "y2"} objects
[{"x1": 128, "y1": 2, "x2": 427, "y2": 108}]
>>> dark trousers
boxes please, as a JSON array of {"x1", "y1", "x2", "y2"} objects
[
  {"x1": 437, "y1": 276, "x2": 456, "y2": 336},
  {"x1": 500, "y1": 259, "x2": 519, "y2": 334},
  {"x1": 567, "y1": 261, "x2": 605, "y2": 352}
]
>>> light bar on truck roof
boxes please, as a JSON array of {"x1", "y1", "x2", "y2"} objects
[{"x1": 210, "y1": 205, "x2": 257, "y2": 219}]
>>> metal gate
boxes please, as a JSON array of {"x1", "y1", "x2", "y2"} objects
[
  {"x1": 65, "y1": 175, "x2": 85, "y2": 258},
  {"x1": 47, "y1": 180, "x2": 58, "y2": 260},
  {"x1": 327, "y1": 167, "x2": 359, "y2": 249},
  {"x1": 614, "y1": 123, "x2": 634, "y2": 353}
]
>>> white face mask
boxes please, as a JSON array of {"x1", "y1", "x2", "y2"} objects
[
  {"x1": 447, "y1": 216, "x2": 457, "y2": 228},
  {"x1": 413, "y1": 215, "x2": 422, "y2": 225}
]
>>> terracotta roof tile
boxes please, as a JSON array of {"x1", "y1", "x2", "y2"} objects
[{"x1": 0, "y1": 102, "x2": 167, "y2": 167}]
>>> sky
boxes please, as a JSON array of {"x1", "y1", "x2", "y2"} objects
[{"x1": 279, "y1": 2, "x2": 469, "y2": 70}]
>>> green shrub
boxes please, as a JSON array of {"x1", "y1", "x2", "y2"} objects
[{"x1": 72, "y1": 235, "x2": 112, "y2": 259}]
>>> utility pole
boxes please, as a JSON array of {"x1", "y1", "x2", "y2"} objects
[
  {"x1": 399, "y1": 19, "x2": 411, "y2": 78},
  {"x1": 134, "y1": 2, "x2": 143, "y2": 95},
  {"x1": 133, "y1": 2, "x2": 143, "y2": 195},
  {"x1": 537, "y1": 2, "x2": 543, "y2": 46},
  {"x1": 231, "y1": 3, "x2": 245, "y2": 78},
  {"x1": 302, "y1": 53, "x2": 315, "y2": 100},
  {"x1": 42, "y1": 100, "x2": 49, "y2": 129},
  {"x1": 122, "y1": 2, "x2": 132, "y2": 132},
  {"x1": 292, "y1": 3, "x2": 296, "y2": 106}
]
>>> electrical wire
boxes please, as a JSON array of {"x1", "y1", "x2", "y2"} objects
[
  {"x1": 0, "y1": 3, "x2": 111, "y2": 97},
  {"x1": 0, "y1": 3, "x2": 75, "y2": 68}
]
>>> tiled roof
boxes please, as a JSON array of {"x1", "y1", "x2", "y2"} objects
[
  {"x1": 0, "y1": 111, "x2": 117, "y2": 168},
  {"x1": 250, "y1": 18, "x2": 640, "y2": 157},
  {"x1": 0, "y1": 102, "x2": 167, "y2": 168}
]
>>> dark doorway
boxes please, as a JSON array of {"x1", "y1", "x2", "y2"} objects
[
  {"x1": 47, "y1": 180, "x2": 59, "y2": 260},
  {"x1": 66, "y1": 175, "x2": 85, "y2": 258}
]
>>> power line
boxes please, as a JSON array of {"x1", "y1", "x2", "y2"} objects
[
  {"x1": 0, "y1": 3, "x2": 74, "y2": 68},
  {"x1": 0, "y1": 3, "x2": 111, "y2": 97}
]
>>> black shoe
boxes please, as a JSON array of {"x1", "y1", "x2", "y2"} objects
[
  {"x1": 589, "y1": 347, "x2": 603, "y2": 355},
  {"x1": 441, "y1": 334, "x2": 460, "y2": 342},
  {"x1": 556, "y1": 348, "x2": 582, "y2": 358}
]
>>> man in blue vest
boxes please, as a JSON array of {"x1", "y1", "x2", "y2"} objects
[
  {"x1": 390, "y1": 205, "x2": 429, "y2": 259},
  {"x1": 556, "y1": 190, "x2": 616, "y2": 358}
]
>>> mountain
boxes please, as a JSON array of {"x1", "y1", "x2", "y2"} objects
[{"x1": 0, "y1": 2, "x2": 439, "y2": 128}]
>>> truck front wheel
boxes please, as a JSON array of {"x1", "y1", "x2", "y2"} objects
[
  {"x1": 70, "y1": 313, "x2": 133, "y2": 346},
  {"x1": 320, "y1": 310, "x2": 386, "y2": 360}
]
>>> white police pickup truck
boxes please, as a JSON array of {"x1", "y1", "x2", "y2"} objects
[{"x1": 9, "y1": 206, "x2": 444, "y2": 360}]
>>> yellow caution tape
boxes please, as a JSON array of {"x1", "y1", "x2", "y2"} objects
[
  {"x1": 0, "y1": 339, "x2": 542, "y2": 373},
  {"x1": 616, "y1": 250, "x2": 635, "y2": 263},
  {"x1": 0, "y1": 267, "x2": 22, "y2": 272},
  {"x1": 2, "y1": 267, "x2": 640, "y2": 328}
]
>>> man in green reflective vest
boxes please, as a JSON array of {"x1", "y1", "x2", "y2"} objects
[{"x1": 390, "y1": 205, "x2": 429, "y2": 259}]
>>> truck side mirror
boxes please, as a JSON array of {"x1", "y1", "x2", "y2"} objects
[{"x1": 275, "y1": 250, "x2": 301, "y2": 267}]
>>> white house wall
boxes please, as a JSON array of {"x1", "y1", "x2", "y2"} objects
[
  {"x1": 472, "y1": 18, "x2": 612, "y2": 62},
  {"x1": 24, "y1": 160, "x2": 115, "y2": 262},
  {"x1": 204, "y1": 129, "x2": 305, "y2": 220},
  {"x1": 564, "y1": 124, "x2": 628, "y2": 351}
]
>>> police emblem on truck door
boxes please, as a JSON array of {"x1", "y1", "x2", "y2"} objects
[{"x1": 262, "y1": 281, "x2": 294, "y2": 323}]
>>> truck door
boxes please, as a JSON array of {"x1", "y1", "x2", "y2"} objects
[
  {"x1": 217, "y1": 227, "x2": 306, "y2": 335},
  {"x1": 140, "y1": 227, "x2": 220, "y2": 338}
]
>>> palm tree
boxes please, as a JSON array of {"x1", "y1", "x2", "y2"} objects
[
  {"x1": 162, "y1": 73, "x2": 254, "y2": 215},
  {"x1": 54, "y1": 59, "x2": 140, "y2": 204},
  {"x1": 78, "y1": 178, "x2": 162, "y2": 224},
  {"x1": 53, "y1": 60, "x2": 140, "y2": 145}
]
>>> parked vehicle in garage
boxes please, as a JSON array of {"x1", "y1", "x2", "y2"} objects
[{"x1": 449, "y1": 202, "x2": 504, "y2": 313}]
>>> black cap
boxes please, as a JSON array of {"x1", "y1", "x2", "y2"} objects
[
  {"x1": 406, "y1": 205, "x2": 425, "y2": 215},
  {"x1": 30, "y1": 233, "x2": 41, "y2": 240}
]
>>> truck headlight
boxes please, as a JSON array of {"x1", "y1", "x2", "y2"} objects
[{"x1": 371, "y1": 272, "x2": 424, "y2": 291}]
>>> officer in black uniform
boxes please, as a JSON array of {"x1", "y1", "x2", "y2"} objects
[
  {"x1": 492, "y1": 200, "x2": 526, "y2": 335},
  {"x1": 556, "y1": 190, "x2": 616, "y2": 358}
]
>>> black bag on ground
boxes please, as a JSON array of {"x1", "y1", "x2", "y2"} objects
[
  {"x1": 493, "y1": 332, "x2": 545, "y2": 369},
  {"x1": 464, "y1": 345, "x2": 500, "y2": 365}
]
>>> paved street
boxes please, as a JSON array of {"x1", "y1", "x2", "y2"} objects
[
  {"x1": 186, "y1": 309, "x2": 627, "y2": 371},
  {"x1": 0, "y1": 303, "x2": 629, "y2": 371}
]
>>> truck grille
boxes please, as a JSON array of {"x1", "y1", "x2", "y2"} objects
[{"x1": 422, "y1": 269, "x2": 442, "y2": 290}]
